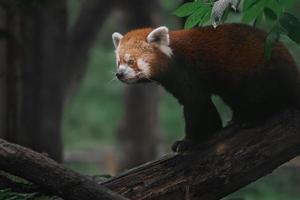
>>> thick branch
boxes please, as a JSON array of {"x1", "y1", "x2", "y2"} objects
[
  {"x1": 0, "y1": 140, "x2": 128, "y2": 200},
  {"x1": 102, "y1": 108, "x2": 300, "y2": 199},
  {"x1": 0, "y1": 109, "x2": 299, "y2": 200}
]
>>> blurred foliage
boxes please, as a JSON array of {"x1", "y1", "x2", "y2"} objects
[
  {"x1": 161, "y1": 0, "x2": 182, "y2": 11},
  {"x1": 224, "y1": 167, "x2": 300, "y2": 200},
  {"x1": 0, "y1": 171, "x2": 56, "y2": 200},
  {"x1": 63, "y1": 48, "x2": 123, "y2": 150},
  {"x1": 67, "y1": 0, "x2": 81, "y2": 27},
  {"x1": 0, "y1": 190, "x2": 54, "y2": 200},
  {"x1": 0, "y1": 189, "x2": 37, "y2": 200}
]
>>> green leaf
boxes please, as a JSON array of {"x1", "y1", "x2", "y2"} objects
[
  {"x1": 266, "y1": 0, "x2": 282, "y2": 16},
  {"x1": 243, "y1": 0, "x2": 259, "y2": 10},
  {"x1": 264, "y1": 28, "x2": 280, "y2": 60},
  {"x1": 242, "y1": 0, "x2": 268, "y2": 23},
  {"x1": 253, "y1": 12, "x2": 263, "y2": 27},
  {"x1": 184, "y1": 5, "x2": 211, "y2": 29},
  {"x1": 264, "y1": 7, "x2": 277, "y2": 21},
  {"x1": 184, "y1": 10, "x2": 202, "y2": 28},
  {"x1": 198, "y1": 7, "x2": 212, "y2": 26},
  {"x1": 279, "y1": 13, "x2": 300, "y2": 44},
  {"x1": 173, "y1": 2, "x2": 202, "y2": 17},
  {"x1": 279, "y1": 13, "x2": 300, "y2": 30},
  {"x1": 288, "y1": 29, "x2": 300, "y2": 44},
  {"x1": 277, "y1": 0, "x2": 296, "y2": 8},
  {"x1": 221, "y1": 8, "x2": 231, "y2": 22}
]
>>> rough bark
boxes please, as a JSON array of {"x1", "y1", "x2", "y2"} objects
[
  {"x1": 0, "y1": 109, "x2": 299, "y2": 200},
  {"x1": 116, "y1": 0, "x2": 162, "y2": 172},
  {"x1": 105, "y1": 108, "x2": 300, "y2": 199},
  {"x1": 0, "y1": 139, "x2": 128, "y2": 200}
]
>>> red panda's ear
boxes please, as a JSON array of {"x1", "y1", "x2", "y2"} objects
[
  {"x1": 112, "y1": 32, "x2": 123, "y2": 48},
  {"x1": 147, "y1": 26, "x2": 170, "y2": 46}
]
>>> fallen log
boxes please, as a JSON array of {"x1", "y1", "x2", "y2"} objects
[{"x1": 0, "y1": 109, "x2": 299, "y2": 200}]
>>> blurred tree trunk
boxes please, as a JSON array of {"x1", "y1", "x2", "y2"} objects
[
  {"x1": 2, "y1": 0, "x2": 115, "y2": 162},
  {"x1": 16, "y1": 1, "x2": 67, "y2": 162},
  {"x1": 5, "y1": 5, "x2": 20, "y2": 142},
  {"x1": 0, "y1": 6, "x2": 6, "y2": 139},
  {"x1": 116, "y1": 0, "x2": 162, "y2": 171},
  {"x1": 0, "y1": 1, "x2": 66, "y2": 162}
]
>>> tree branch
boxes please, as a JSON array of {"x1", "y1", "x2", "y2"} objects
[
  {"x1": 102, "y1": 108, "x2": 300, "y2": 199},
  {"x1": 0, "y1": 109, "x2": 299, "y2": 200},
  {"x1": 0, "y1": 139, "x2": 128, "y2": 200}
]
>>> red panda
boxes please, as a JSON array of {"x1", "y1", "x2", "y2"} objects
[{"x1": 112, "y1": 23, "x2": 300, "y2": 152}]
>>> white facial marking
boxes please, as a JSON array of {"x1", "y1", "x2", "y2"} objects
[
  {"x1": 124, "y1": 53, "x2": 131, "y2": 62},
  {"x1": 137, "y1": 58, "x2": 150, "y2": 77},
  {"x1": 118, "y1": 64, "x2": 136, "y2": 80}
]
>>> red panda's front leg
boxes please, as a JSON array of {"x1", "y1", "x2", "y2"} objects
[{"x1": 172, "y1": 98, "x2": 222, "y2": 152}]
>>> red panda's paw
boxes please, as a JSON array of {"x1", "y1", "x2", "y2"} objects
[{"x1": 171, "y1": 140, "x2": 197, "y2": 153}]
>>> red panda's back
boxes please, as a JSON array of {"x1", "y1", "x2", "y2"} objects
[
  {"x1": 169, "y1": 24, "x2": 299, "y2": 121},
  {"x1": 170, "y1": 24, "x2": 296, "y2": 75}
]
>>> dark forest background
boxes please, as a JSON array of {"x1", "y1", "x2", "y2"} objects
[{"x1": 0, "y1": 0, "x2": 300, "y2": 199}]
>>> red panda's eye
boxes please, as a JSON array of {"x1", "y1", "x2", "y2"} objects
[{"x1": 128, "y1": 59, "x2": 134, "y2": 65}]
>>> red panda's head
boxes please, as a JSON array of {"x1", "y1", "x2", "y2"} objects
[{"x1": 112, "y1": 26, "x2": 172, "y2": 83}]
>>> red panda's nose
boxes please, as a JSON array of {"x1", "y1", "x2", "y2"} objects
[{"x1": 116, "y1": 72, "x2": 124, "y2": 79}]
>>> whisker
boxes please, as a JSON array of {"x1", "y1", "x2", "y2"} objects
[
  {"x1": 107, "y1": 76, "x2": 118, "y2": 84},
  {"x1": 109, "y1": 70, "x2": 116, "y2": 75}
]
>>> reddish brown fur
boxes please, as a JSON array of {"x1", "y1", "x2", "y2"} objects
[
  {"x1": 169, "y1": 24, "x2": 295, "y2": 75},
  {"x1": 117, "y1": 23, "x2": 300, "y2": 152}
]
